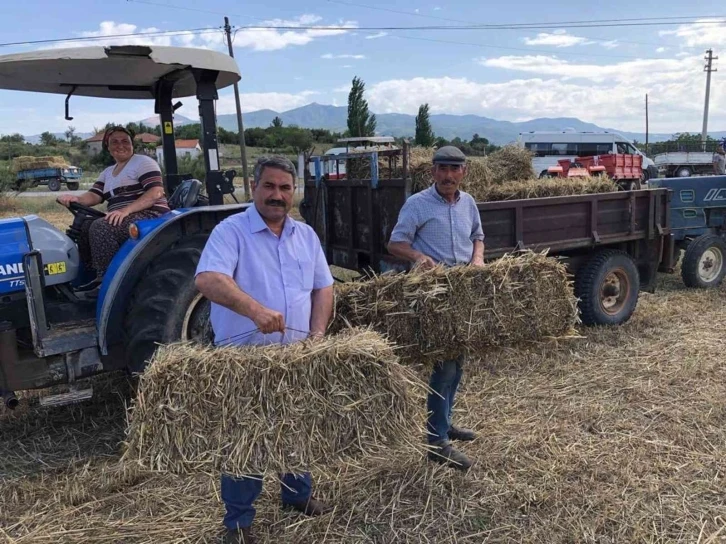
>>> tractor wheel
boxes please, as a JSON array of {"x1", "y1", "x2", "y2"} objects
[
  {"x1": 47, "y1": 178, "x2": 61, "y2": 191},
  {"x1": 681, "y1": 234, "x2": 726, "y2": 288},
  {"x1": 575, "y1": 250, "x2": 640, "y2": 326},
  {"x1": 66, "y1": 181, "x2": 80, "y2": 191},
  {"x1": 123, "y1": 235, "x2": 212, "y2": 373}
]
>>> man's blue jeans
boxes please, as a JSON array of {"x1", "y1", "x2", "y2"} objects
[
  {"x1": 427, "y1": 357, "x2": 464, "y2": 444},
  {"x1": 221, "y1": 472, "x2": 312, "y2": 530}
]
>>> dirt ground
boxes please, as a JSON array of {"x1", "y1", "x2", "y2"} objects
[{"x1": 2, "y1": 260, "x2": 726, "y2": 542}]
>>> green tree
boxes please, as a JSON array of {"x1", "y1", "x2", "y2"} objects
[
  {"x1": 40, "y1": 132, "x2": 60, "y2": 146},
  {"x1": 414, "y1": 103, "x2": 435, "y2": 147},
  {"x1": 271, "y1": 116, "x2": 283, "y2": 128},
  {"x1": 0, "y1": 133, "x2": 25, "y2": 143},
  {"x1": 346, "y1": 76, "x2": 376, "y2": 137},
  {"x1": 65, "y1": 125, "x2": 81, "y2": 145}
]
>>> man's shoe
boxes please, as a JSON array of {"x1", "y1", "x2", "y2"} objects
[
  {"x1": 283, "y1": 496, "x2": 333, "y2": 517},
  {"x1": 448, "y1": 425, "x2": 477, "y2": 442},
  {"x1": 223, "y1": 527, "x2": 256, "y2": 544},
  {"x1": 427, "y1": 440, "x2": 473, "y2": 471}
]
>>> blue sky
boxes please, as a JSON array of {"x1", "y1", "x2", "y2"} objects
[{"x1": 0, "y1": 0, "x2": 723, "y2": 136}]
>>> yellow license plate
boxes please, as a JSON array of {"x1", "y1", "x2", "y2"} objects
[{"x1": 45, "y1": 261, "x2": 67, "y2": 275}]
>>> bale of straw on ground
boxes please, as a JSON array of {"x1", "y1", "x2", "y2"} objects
[
  {"x1": 122, "y1": 328, "x2": 423, "y2": 475},
  {"x1": 11, "y1": 156, "x2": 69, "y2": 173},
  {"x1": 331, "y1": 251, "x2": 579, "y2": 365}
]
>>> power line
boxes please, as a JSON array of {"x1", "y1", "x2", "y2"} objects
[{"x1": 0, "y1": 27, "x2": 222, "y2": 48}]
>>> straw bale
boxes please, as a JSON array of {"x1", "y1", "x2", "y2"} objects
[
  {"x1": 122, "y1": 328, "x2": 424, "y2": 475},
  {"x1": 474, "y1": 176, "x2": 619, "y2": 201},
  {"x1": 487, "y1": 144, "x2": 536, "y2": 183},
  {"x1": 331, "y1": 251, "x2": 578, "y2": 364},
  {"x1": 11, "y1": 155, "x2": 69, "y2": 173}
]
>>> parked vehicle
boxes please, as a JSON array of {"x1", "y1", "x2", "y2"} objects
[
  {"x1": 549, "y1": 154, "x2": 643, "y2": 190},
  {"x1": 15, "y1": 165, "x2": 83, "y2": 191},
  {"x1": 518, "y1": 130, "x2": 659, "y2": 182},
  {"x1": 650, "y1": 140, "x2": 719, "y2": 178}
]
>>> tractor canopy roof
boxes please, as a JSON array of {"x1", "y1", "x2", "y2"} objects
[{"x1": 0, "y1": 45, "x2": 241, "y2": 99}]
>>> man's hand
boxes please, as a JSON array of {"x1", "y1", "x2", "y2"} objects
[
  {"x1": 56, "y1": 195, "x2": 79, "y2": 208},
  {"x1": 414, "y1": 255, "x2": 436, "y2": 270},
  {"x1": 105, "y1": 209, "x2": 130, "y2": 226},
  {"x1": 252, "y1": 306, "x2": 285, "y2": 334}
]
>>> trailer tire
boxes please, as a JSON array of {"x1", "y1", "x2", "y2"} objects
[
  {"x1": 575, "y1": 250, "x2": 640, "y2": 326},
  {"x1": 47, "y1": 178, "x2": 61, "y2": 191},
  {"x1": 66, "y1": 181, "x2": 80, "y2": 190},
  {"x1": 681, "y1": 234, "x2": 726, "y2": 288},
  {"x1": 123, "y1": 235, "x2": 212, "y2": 373},
  {"x1": 676, "y1": 166, "x2": 693, "y2": 177}
]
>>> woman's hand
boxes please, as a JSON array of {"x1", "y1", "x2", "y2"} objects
[
  {"x1": 105, "y1": 209, "x2": 130, "y2": 226},
  {"x1": 56, "y1": 195, "x2": 79, "y2": 208}
]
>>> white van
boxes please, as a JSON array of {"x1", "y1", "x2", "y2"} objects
[{"x1": 518, "y1": 131, "x2": 659, "y2": 181}]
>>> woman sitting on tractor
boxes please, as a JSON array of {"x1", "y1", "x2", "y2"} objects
[{"x1": 56, "y1": 126, "x2": 170, "y2": 290}]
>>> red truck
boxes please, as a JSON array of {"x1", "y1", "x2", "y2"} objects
[{"x1": 548, "y1": 154, "x2": 644, "y2": 190}]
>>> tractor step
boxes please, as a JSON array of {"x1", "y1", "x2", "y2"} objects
[{"x1": 39, "y1": 387, "x2": 93, "y2": 407}]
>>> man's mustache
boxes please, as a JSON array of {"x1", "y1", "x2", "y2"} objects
[{"x1": 265, "y1": 199, "x2": 286, "y2": 207}]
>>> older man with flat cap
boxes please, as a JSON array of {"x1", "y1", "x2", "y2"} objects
[{"x1": 387, "y1": 145, "x2": 485, "y2": 470}]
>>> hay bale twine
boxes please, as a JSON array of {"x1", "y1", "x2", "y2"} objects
[
  {"x1": 122, "y1": 328, "x2": 423, "y2": 475},
  {"x1": 331, "y1": 251, "x2": 579, "y2": 364}
]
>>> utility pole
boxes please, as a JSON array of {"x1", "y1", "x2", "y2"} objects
[
  {"x1": 645, "y1": 93, "x2": 649, "y2": 155},
  {"x1": 702, "y1": 48, "x2": 718, "y2": 149},
  {"x1": 224, "y1": 16, "x2": 250, "y2": 200}
]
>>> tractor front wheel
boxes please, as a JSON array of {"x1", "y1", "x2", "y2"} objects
[{"x1": 123, "y1": 235, "x2": 212, "y2": 373}]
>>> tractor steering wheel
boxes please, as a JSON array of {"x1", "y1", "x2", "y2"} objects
[{"x1": 69, "y1": 201, "x2": 106, "y2": 219}]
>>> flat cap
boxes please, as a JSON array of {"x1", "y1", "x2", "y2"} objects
[{"x1": 432, "y1": 145, "x2": 467, "y2": 165}]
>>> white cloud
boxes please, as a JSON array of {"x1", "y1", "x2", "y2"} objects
[
  {"x1": 656, "y1": 47, "x2": 668, "y2": 53},
  {"x1": 365, "y1": 31, "x2": 388, "y2": 40},
  {"x1": 333, "y1": 85, "x2": 351, "y2": 92},
  {"x1": 433, "y1": 6, "x2": 442, "y2": 10},
  {"x1": 321, "y1": 53, "x2": 366, "y2": 59},
  {"x1": 216, "y1": 90, "x2": 319, "y2": 114},
  {"x1": 53, "y1": 17, "x2": 357, "y2": 53},
  {"x1": 523, "y1": 29, "x2": 592, "y2": 48},
  {"x1": 601, "y1": 40, "x2": 619, "y2": 49},
  {"x1": 366, "y1": 49, "x2": 719, "y2": 133},
  {"x1": 659, "y1": 18, "x2": 726, "y2": 47},
  {"x1": 478, "y1": 54, "x2": 698, "y2": 84},
  {"x1": 342, "y1": 64, "x2": 353, "y2": 68}
]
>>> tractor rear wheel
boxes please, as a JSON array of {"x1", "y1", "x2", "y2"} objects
[
  {"x1": 681, "y1": 234, "x2": 726, "y2": 288},
  {"x1": 123, "y1": 235, "x2": 212, "y2": 373},
  {"x1": 66, "y1": 181, "x2": 80, "y2": 190}
]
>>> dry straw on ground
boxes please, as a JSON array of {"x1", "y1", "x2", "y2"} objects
[
  {"x1": 11, "y1": 155, "x2": 69, "y2": 172},
  {"x1": 122, "y1": 328, "x2": 424, "y2": 475},
  {"x1": 5, "y1": 275, "x2": 726, "y2": 543},
  {"x1": 331, "y1": 251, "x2": 579, "y2": 364}
]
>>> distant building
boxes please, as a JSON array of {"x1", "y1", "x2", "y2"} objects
[{"x1": 156, "y1": 139, "x2": 202, "y2": 165}]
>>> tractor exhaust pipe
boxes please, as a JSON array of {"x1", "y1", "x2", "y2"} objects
[{"x1": 3, "y1": 391, "x2": 18, "y2": 410}]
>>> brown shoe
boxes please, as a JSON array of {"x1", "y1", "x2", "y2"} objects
[
  {"x1": 428, "y1": 440, "x2": 473, "y2": 470},
  {"x1": 283, "y1": 496, "x2": 333, "y2": 516},
  {"x1": 224, "y1": 527, "x2": 256, "y2": 544},
  {"x1": 448, "y1": 425, "x2": 477, "y2": 441}
]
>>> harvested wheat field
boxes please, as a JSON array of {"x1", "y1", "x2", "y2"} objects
[{"x1": 3, "y1": 272, "x2": 726, "y2": 543}]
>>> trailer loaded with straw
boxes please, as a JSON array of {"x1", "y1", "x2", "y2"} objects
[{"x1": 301, "y1": 142, "x2": 674, "y2": 326}]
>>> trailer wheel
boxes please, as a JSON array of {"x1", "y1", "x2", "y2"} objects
[
  {"x1": 676, "y1": 166, "x2": 693, "y2": 177},
  {"x1": 123, "y1": 235, "x2": 212, "y2": 373},
  {"x1": 66, "y1": 181, "x2": 80, "y2": 190},
  {"x1": 575, "y1": 250, "x2": 640, "y2": 326},
  {"x1": 47, "y1": 178, "x2": 61, "y2": 191},
  {"x1": 681, "y1": 234, "x2": 726, "y2": 288}
]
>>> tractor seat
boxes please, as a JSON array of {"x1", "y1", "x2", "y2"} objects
[{"x1": 168, "y1": 179, "x2": 202, "y2": 210}]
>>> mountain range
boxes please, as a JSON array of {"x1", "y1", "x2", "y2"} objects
[
  {"x1": 20, "y1": 103, "x2": 726, "y2": 145},
  {"x1": 215, "y1": 103, "x2": 725, "y2": 145}
]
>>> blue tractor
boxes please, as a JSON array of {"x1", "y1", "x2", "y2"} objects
[
  {"x1": 652, "y1": 175, "x2": 726, "y2": 288},
  {"x1": 0, "y1": 45, "x2": 250, "y2": 408}
]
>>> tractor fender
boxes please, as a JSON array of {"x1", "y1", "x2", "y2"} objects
[{"x1": 97, "y1": 204, "x2": 250, "y2": 354}]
